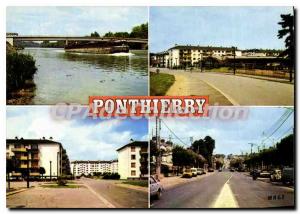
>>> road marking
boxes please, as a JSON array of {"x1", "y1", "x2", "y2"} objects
[
  {"x1": 82, "y1": 181, "x2": 116, "y2": 208},
  {"x1": 212, "y1": 174, "x2": 238, "y2": 208},
  {"x1": 200, "y1": 79, "x2": 239, "y2": 106}
]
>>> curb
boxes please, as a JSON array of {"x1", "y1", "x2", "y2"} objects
[{"x1": 6, "y1": 188, "x2": 31, "y2": 197}]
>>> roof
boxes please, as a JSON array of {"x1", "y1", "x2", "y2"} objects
[
  {"x1": 7, "y1": 138, "x2": 61, "y2": 146},
  {"x1": 169, "y1": 45, "x2": 234, "y2": 51},
  {"x1": 116, "y1": 141, "x2": 148, "y2": 152}
]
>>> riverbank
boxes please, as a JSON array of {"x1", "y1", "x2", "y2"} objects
[{"x1": 6, "y1": 43, "x2": 37, "y2": 105}]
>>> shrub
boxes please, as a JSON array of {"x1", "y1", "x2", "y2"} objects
[{"x1": 6, "y1": 52, "x2": 37, "y2": 97}]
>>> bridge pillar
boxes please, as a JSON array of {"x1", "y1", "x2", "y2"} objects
[
  {"x1": 65, "y1": 40, "x2": 68, "y2": 46},
  {"x1": 6, "y1": 38, "x2": 14, "y2": 46}
]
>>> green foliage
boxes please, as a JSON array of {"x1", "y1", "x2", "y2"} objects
[
  {"x1": 192, "y1": 136, "x2": 215, "y2": 166},
  {"x1": 6, "y1": 52, "x2": 37, "y2": 97},
  {"x1": 39, "y1": 167, "x2": 46, "y2": 175},
  {"x1": 278, "y1": 13, "x2": 295, "y2": 67},
  {"x1": 122, "y1": 180, "x2": 148, "y2": 187},
  {"x1": 102, "y1": 23, "x2": 148, "y2": 39},
  {"x1": 150, "y1": 72, "x2": 175, "y2": 96},
  {"x1": 102, "y1": 172, "x2": 120, "y2": 180},
  {"x1": 91, "y1": 31, "x2": 100, "y2": 37},
  {"x1": 172, "y1": 145, "x2": 199, "y2": 168},
  {"x1": 244, "y1": 134, "x2": 294, "y2": 168}
]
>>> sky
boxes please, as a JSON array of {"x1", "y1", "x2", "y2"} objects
[
  {"x1": 6, "y1": 7, "x2": 148, "y2": 36},
  {"x1": 7, "y1": 106, "x2": 148, "y2": 161},
  {"x1": 149, "y1": 107, "x2": 294, "y2": 156},
  {"x1": 150, "y1": 7, "x2": 294, "y2": 52}
]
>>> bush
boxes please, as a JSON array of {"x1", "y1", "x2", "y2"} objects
[
  {"x1": 102, "y1": 172, "x2": 120, "y2": 180},
  {"x1": 6, "y1": 52, "x2": 37, "y2": 97}
]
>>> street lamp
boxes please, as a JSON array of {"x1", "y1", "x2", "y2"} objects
[
  {"x1": 232, "y1": 46, "x2": 236, "y2": 75},
  {"x1": 26, "y1": 149, "x2": 30, "y2": 188},
  {"x1": 50, "y1": 161, "x2": 52, "y2": 181}
]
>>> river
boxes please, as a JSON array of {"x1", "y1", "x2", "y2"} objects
[{"x1": 20, "y1": 48, "x2": 148, "y2": 104}]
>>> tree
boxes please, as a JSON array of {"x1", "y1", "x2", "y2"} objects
[
  {"x1": 130, "y1": 23, "x2": 148, "y2": 39},
  {"x1": 6, "y1": 158, "x2": 15, "y2": 190},
  {"x1": 91, "y1": 31, "x2": 100, "y2": 37},
  {"x1": 104, "y1": 31, "x2": 114, "y2": 37},
  {"x1": 192, "y1": 136, "x2": 215, "y2": 167},
  {"x1": 278, "y1": 13, "x2": 295, "y2": 82},
  {"x1": 39, "y1": 167, "x2": 46, "y2": 179}
]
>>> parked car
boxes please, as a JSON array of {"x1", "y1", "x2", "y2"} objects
[
  {"x1": 191, "y1": 168, "x2": 198, "y2": 177},
  {"x1": 197, "y1": 168, "x2": 205, "y2": 175},
  {"x1": 282, "y1": 167, "x2": 294, "y2": 185},
  {"x1": 150, "y1": 176, "x2": 163, "y2": 199},
  {"x1": 259, "y1": 171, "x2": 271, "y2": 178},
  {"x1": 270, "y1": 169, "x2": 282, "y2": 182},
  {"x1": 182, "y1": 169, "x2": 193, "y2": 178},
  {"x1": 208, "y1": 167, "x2": 214, "y2": 172}
]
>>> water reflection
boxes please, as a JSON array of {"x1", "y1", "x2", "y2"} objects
[{"x1": 21, "y1": 48, "x2": 148, "y2": 104}]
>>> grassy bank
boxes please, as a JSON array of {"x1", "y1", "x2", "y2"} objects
[
  {"x1": 150, "y1": 72, "x2": 175, "y2": 96},
  {"x1": 122, "y1": 180, "x2": 148, "y2": 187}
]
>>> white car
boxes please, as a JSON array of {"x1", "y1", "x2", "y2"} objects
[
  {"x1": 191, "y1": 168, "x2": 198, "y2": 177},
  {"x1": 150, "y1": 176, "x2": 163, "y2": 199}
]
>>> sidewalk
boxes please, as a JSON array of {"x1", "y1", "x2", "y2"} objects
[
  {"x1": 159, "y1": 172, "x2": 215, "y2": 190},
  {"x1": 115, "y1": 183, "x2": 148, "y2": 192},
  {"x1": 7, "y1": 179, "x2": 108, "y2": 208}
]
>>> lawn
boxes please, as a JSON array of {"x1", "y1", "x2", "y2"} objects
[
  {"x1": 150, "y1": 72, "x2": 175, "y2": 96},
  {"x1": 122, "y1": 180, "x2": 148, "y2": 187},
  {"x1": 206, "y1": 67, "x2": 231, "y2": 73}
]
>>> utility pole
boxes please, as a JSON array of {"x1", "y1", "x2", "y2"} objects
[{"x1": 155, "y1": 117, "x2": 161, "y2": 178}]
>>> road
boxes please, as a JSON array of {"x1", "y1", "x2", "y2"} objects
[
  {"x1": 81, "y1": 178, "x2": 148, "y2": 208},
  {"x1": 151, "y1": 171, "x2": 294, "y2": 208},
  {"x1": 157, "y1": 69, "x2": 294, "y2": 106}
]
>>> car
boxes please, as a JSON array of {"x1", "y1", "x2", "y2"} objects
[
  {"x1": 191, "y1": 168, "x2": 198, "y2": 177},
  {"x1": 197, "y1": 168, "x2": 204, "y2": 175},
  {"x1": 208, "y1": 167, "x2": 214, "y2": 172},
  {"x1": 282, "y1": 167, "x2": 294, "y2": 185},
  {"x1": 270, "y1": 169, "x2": 282, "y2": 182},
  {"x1": 218, "y1": 168, "x2": 222, "y2": 172},
  {"x1": 150, "y1": 176, "x2": 163, "y2": 199},
  {"x1": 260, "y1": 171, "x2": 271, "y2": 178},
  {"x1": 182, "y1": 169, "x2": 193, "y2": 178},
  {"x1": 230, "y1": 168, "x2": 235, "y2": 172}
]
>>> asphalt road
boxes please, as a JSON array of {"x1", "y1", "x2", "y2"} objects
[
  {"x1": 151, "y1": 171, "x2": 294, "y2": 208},
  {"x1": 157, "y1": 69, "x2": 294, "y2": 106},
  {"x1": 81, "y1": 178, "x2": 148, "y2": 208}
]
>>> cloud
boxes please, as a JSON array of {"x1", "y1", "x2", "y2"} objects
[{"x1": 6, "y1": 106, "x2": 148, "y2": 161}]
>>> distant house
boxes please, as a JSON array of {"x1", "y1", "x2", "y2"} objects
[{"x1": 117, "y1": 140, "x2": 148, "y2": 179}]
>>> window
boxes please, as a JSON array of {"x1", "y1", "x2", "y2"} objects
[
  {"x1": 131, "y1": 170, "x2": 136, "y2": 176},
  {"x1": 131, "y1": 162, "x2": 136, "y2": 168},
  {"x1": 131, "y1": 155, "x2": 136, "y2": 160},
  {"x1": 131, "y1": 146, "x2": 135, "y2": 152}
]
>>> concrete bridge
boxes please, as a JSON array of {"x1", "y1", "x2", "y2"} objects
[{"x1": 6, "y1": 33, "x2": 148, "y2": 47}]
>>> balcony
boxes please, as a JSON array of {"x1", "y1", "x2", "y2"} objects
[
  {"x1": 19, "y1": 156, "x2": 28, "y2": 161},
  {"x1": 30, "y1": 172, "x2": 40, "y2": 176},
  {"x1": 20, "y1": 164, "x2": 27, "y2": 168},
  {"x1": 12, "y1": 148, "x2": 27, "y2": 153}
]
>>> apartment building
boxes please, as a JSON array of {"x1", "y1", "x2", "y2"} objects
[
  {"x1": 6, "y1": 138, "x2": 70, "y2": 178},
  {"x1": 117, "y1": 140, "x2": 148, "y2": 179},
  {"x1": 71, "y1": 160, "x2": 118, "y2": 176},
  {"x1": 152, "y1": 45, "x2": 244, "y2": 68}
]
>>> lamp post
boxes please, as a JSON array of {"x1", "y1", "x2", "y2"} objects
[
  {"x1": 50, "y1": 161, "x2": 52, "y2": 181},
  {"x1": 26, "y1": 149, "x2": 30, "y2": 188},
  {"x1": 232, "y1": 46, "x2": 236, "y2": 75}
]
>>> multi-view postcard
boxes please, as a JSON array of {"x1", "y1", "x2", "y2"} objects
[{"x1": 5, "y1": 6, "x2": 295, "y2": 209}]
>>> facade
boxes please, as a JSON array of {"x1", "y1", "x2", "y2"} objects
[
  {"x1": 70, "y1": 160, "x2": 118, "y2": 176},
  {"x1": 151, "y1": 45, "x2": 246, "y2": 68},
  {"x1": 167, "y1": 45, "x2": 240, "y2": 68},
  {"x1": 6, "y1": 138, "x2": 70, "y2": 178},
  {"x1": 117, "y1": 140, "x2": 148, "y2": 179}
]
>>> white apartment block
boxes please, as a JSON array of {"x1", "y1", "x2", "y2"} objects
[
  {"x1": 6, "y1": 138, "x2": 69, "y2": 178},
  {"x1": 71, "y1": 160, "x2": 118, "y2": 176},
  {"x1": 117, "y1": 141, "x2": 148, "y2": 179}
]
